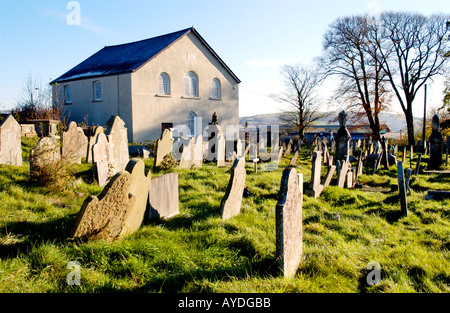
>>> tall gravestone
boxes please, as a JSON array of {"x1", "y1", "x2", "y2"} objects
[
  {"x1": 323, "y1": 165, "x2": 336, "y2": 188},
  {"x1": 87, "y1": 126, "x2": 104, "y2": 163},
  {"x1": 192, "y1": 134, "x2": 203, "y2": 168},
  {"x1": 0, "y1": 115, "x2": 22, "y2": 166},
  {"x1": 397, "y1": 161, "x2": 408, "y2": 216},
  {"x1": 179, "y1": 137, "x2": 194, "y2": 169},
  {"x1": 276, "y1": 167, "x2": 302, "y2": 279},
  {"x1": 428, "y1": 114, "x2": 443, "y2": 170},
  {"x1": 106, "y1": 116, "x2": 129, "y2": 177},
  {"x1": 220, "y1": 157, "x2": 246, "y2": 220},
  {"x1": 335, "y1": 110, "x2": 351, "y2": 165},
  {"x1": 92, "y1": 133, "x2": 110, "y2": 187},
  {"x1": 305, "y1": 151, "x2": 324, "y2": 198}
]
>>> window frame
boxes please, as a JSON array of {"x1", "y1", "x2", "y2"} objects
[
  {"x1": 211, "y1": 78, "x2": 221, "y2": 99},
  {"x1": 158, "y1": 73, "x2": 171, "y2": 96},
  {"x1": 184, "y1": 72, "x2": 199, "y2": 98},
  {"x1": 64, "y1": 85, "x2": 72, "y2": 104},
  {"x1": 93, "y1": 81, "x2": 102, "y2": 102}
]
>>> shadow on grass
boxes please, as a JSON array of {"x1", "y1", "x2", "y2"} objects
[
  {"x1": 365, "y1": 206, "x2": 404, "y2": 224},
  {"x1": 0, "y1": 213, "x2": 78, "y2": 259}
]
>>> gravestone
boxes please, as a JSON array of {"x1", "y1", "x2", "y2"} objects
[
  {"x1": 323, "y1": 165, "x2": 336, "y2": 188},
  {"x1": 402, "y1": 146, "x2": 406, "y2": 165},
  {"x1": 414, "y1": 153, "x2": 422, "y2": 176},
  {"x1": 278, "y1": 146, "x2": 284, "y2": 163},
  {"x1": 94, "y1": 160, "x2": 109, "y2": 187},
  {"x1": 335, "y1": 111, "x2": 351, "y2": 164},
  {"x1": 87, "y1": 126, "x2": 104, "y2": 163},
  {"x1": 92, "y1": 133, "x2": 110, "y2": 186},
  {"x1": 428, "y1": 114, "x2": 443, "y2": 170},
  {"x1": 148, "y1": 172, "x2": 179, "y2": 219},
  {"x1": 380, "y1": 137, "x2": 390, "y2": 169},
  {"x1": 155, "y1": 129, "x2": 174, "y2": 167},
  {"x1": 216, "y1": 134, "x2": 225, "y2": 167},
  {"x1": 192, "y1": 134, "x2": 203, "y2": 167},
  {"x1": 220, "y1": 157, "x2": 246, "y2": 220},
  {"x1": 336, "y1": 159, "x2": 349, "y2": 188},
  {"x1": 70, "y1": 158, "x2": 151, "y2": 241},
  {"x1": 0, "y1": 115, "x2": 22, "y2": 166},
  {"x1": 346, "y1": 168, "x2": 353, "y2": 188},
  {"x1": 179, "y1": 137, "x2": 194, "y2": 169},
  {"x1": 205, "y1": 124, "x2": 224, "y2": 162},
  {"x1": 289, "y1": 151, "x2": 299, "y2": 166},
  {"x1": 30, "y1": 136, "x2": 61, "y2": 181},
  {"x1": 355, "y1": 154, "x2": 363, "y2": 182},
  {"x1": 397, "y1": 161, "x2": 408, "y2": 216},
  {"x1": 20, "y1": 124, "x2": 37, "y2": 138},
  {"x1": 276, "y1": 167, "x2": 302, "y2": 279},
  {"x1": 106, "y1": 116, "x2": 129, "y2": 177},
  {"x1": 405, "y1": 168, "x2": 412, "y2": 195},
  {"x1": 305, "y1": 151, "x2": 324, "y2": 198},
  {"x1": 61, "y1": 121, "x2": 88, "y2": 164}
]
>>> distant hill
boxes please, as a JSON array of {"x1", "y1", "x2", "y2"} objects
[{"x1": 240, "y1": 112, "x2": 422, "y2": 133}]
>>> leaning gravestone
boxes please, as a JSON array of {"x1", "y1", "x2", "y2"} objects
[
  {"x1": 428, "y1": 114, "x2": 443, "y2": 170},
  {"x1": 335, "y1": 110, "x2": 351, "y2": 164},
  {"x1": 323, "y1": 165, "x2": 336, "y2": 188},
  {"x1": 397, "y1": 161, "x2": 408, "y2": 216},
  {"x1": 106, "y1": 116, "x2": 129, "y2": 177},
  {"x1": 61, "y1": 121, "x2": 88, "y2": 164},
  {"x1": 305, "y1": 151, "x2": 324, "y2": 199},
  {"x1": 30, "y1": 136, "x2": 61, "y2": 181},
  {"x1": 148, "y1": 172, "x2": 179, "y2": 219},
  {"x1": 70, "y1": 158, "x2": 150, "y2": 241},
  {"x1": 0, "y1": 114, "x2": 22, "y2": 166},
  {"x1": 155, "y1": 129, "x2": 174, "y2": 167},
  {"x1": 276, "y1": 167, "x2": 302, "y2": 279},
  {"x1": 220, "y1": 157, "x2": 246, "y2": 220},
  {"x1": 336, "y1": 159, "x2": 349, "y2": 188},
  {"x1": 289, "y1": 151, "x2": 299, "y2": 166}
]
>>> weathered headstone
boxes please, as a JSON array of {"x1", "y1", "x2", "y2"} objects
[
  {"x1": 323, "y1": 165, "x2": 336, "y2": 188},
  {"x1": 61, "y1": 121, "x2": 88, "y2": 164},
  {"x1": 405, "y1": 168, "x2": 412, "y2": 195},
  {"x1": 148, "y1": 172, "x2": 179, "y2": 219},
  {"x1": 336, "y1": 159, "x2": 349, "y2": 188},
  {"x1": 305, "y1": 151, "x2": 324, "y2": 198},
  {"x1": 397, "y1": 161, "x2": 408, "y2": 216},
  {"x1": 192, "y1": 134, "x2": 203, "y2": 168},
  {"x1": 94, "y1": 160, "x2": 109, "y2": 187},
  {"x1": 289, "y1": 151, "x2": 299, "y2": 166},
  {"x1": 30, "y1": 136, "x2": 61, "y2": 181},
  {"x1": 346, "y1": 168, "x2": 353, "y2": 188},
  {"x1": 106, "y1": 116, "x2": 129, "y2": 177},
  {"x1": 276, "y1": 167, "x2": 302, "y2": 279},
  {"x1": 87, "y1": 126, "x2": 104, "y2": 163},
  {"x1": 335, "y1": 111, "x2": 351, "y2": 164},
  {"x1": 355, "y1": 154, "x2": 363, "y2": 182},
  {"x1": 220, "y1": 157, "x2": 246, "y2": 220},
  {"x1": 428, "y1": 114, "x2": 443, "y2": 170},
  {"x1": 0, "y1": 115, "x2": 22, "y2": 166},
  {"x1": 414, "y1": 153, "x2": 422, "y2": 176},
  {"x1": 277, "y1": 146, "x2": 284, "y2": 163},
  {"x1": 155, "y1": 128, "x2": 174, "y2": 167},
  {"x1": 380, "y1": 137, "x2": 390, "y2": 169},
  {"x1": 70, "y1": 158, "x2": 151, "y2": 241},
  {"x1": 179, "y1": 137, "x2": 194, "y2": 169}
]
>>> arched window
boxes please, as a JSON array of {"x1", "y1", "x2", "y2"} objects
[
  {"x1": 184, "y1": 72, "x2": 198, "y2": 97},
  {"x1": 93, "y1": 81, "x2": 102, "y2": 101},
  {"x1": 64, "y1": 85, "x2": 72, "y2": 104},
  {"x1": 158, "y1": 73, "x2": 170, "y2": 95},
  {"x1": 211, "y1": 78, "x2": 221, "y2": 99},
  {"x1": 187, "y1": 111, "x2": 197, "y2": 136}
]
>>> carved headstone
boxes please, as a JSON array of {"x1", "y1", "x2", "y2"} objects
[
  {"x1": 220, "y1": 157, "x2": 246, "y2": 220},
  {"x1": 276, "y1": 167, "x2": 302, "y2": 279},
  {"x1": 0, "y1": 115, "x2": 22, "y2": 166},
  {"x1": 106, "y1": 116, "x2": 129, "y2": 177},
  {"x1": 70, "y1": 158, "x2": 150, "y2": 241}
]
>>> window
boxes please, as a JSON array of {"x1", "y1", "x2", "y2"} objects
[
  {"x1": 184, "y1": 72, "x2": 198, "y2": 97},
  {"x1": 186, "y1": 112, "x2": 197, "y2": 136},
  {"x1": 211, "y1": 78, "x2": 221, "y2": 99},
  {"x1": 158, "y1": 73, "x2": 170, "y2": 95},
  {"x1": 64, "y1": 85, "x2": 72, "y2": 104},
  {"x1": 93, "y1": 81, "x2": 102, "y2": 101}
]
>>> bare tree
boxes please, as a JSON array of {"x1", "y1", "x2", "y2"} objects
[
  {"x1": 372, "y1": 12, "x2": 449, "y2": 146},
  {"x1": 272, "y1": 64, "x2": 322, "y2": 139},
  {"x1": 15, "y1": 73, "x2": 51, "y2": 120},
  {"x1": 319, "y1": 15, "x2": 391, "y2": 141}
]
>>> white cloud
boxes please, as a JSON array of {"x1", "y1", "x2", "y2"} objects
[{"x1": 246, "y1": 58, "x2": 301, "y2": 68}]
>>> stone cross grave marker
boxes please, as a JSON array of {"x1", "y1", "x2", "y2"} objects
[
  {"x1": 220, "y1": 157, "x2": 246, "y2": 220},
  {"x1": 276, "y1": 167, "x2": 302, "y2": 279},
  {"x1": 0, "y1": 114, "x2": 22, "y2": 166}
]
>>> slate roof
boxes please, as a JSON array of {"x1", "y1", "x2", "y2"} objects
[{"x1": 50, "y1": 27, "x2": 240, "y2": 84}]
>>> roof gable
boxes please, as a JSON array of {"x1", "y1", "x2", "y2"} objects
[{"x1": 50, "y1": 27, "x2": 240, "y2": 84}]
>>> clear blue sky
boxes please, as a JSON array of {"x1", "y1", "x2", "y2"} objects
[{"x1": 0, "y1": 0, "x2": 448, "y2": 118}]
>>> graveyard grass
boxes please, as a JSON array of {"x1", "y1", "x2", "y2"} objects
[{"x1": 0, "y1": 137, "x2": 449, "y2": 293}]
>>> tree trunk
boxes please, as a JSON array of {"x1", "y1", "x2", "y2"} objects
[{"x1": 405, "y1": 108, "x2": 415, "y2": 146}]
